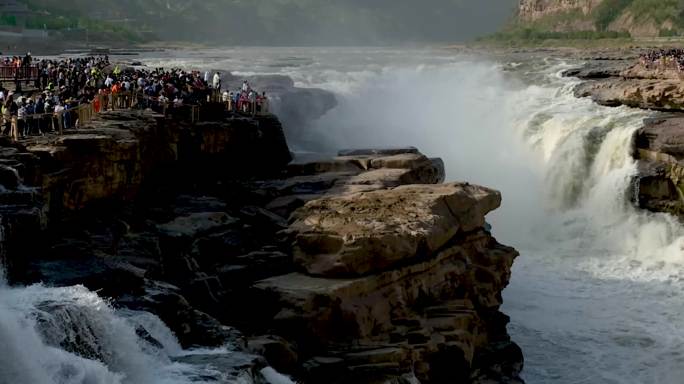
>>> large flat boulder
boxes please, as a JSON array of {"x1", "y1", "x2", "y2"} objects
[
  {"x1": 636, "y1": 115, "x2": 684, "y2": 162},
  {"x1": 574, "y1": 78, "x2": 684, "y2": 111},
  {"x1": 289, "y1": 182, "x2": 501, "y2": 277}
]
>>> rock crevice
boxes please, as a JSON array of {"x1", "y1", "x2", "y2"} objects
[{"x1": 0, "y1": 112, "x2": 522, "y2": 383}]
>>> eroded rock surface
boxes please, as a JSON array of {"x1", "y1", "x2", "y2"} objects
[
  {"x1": 570, "y1": 60, "x2": 684, "y2": 112},
  {"x1": 256, "y1": 183, "x2": 520, "y2": 383},
  {"x1": 566, "y1": 60, "x2": 684, "y2": 220},
  {"x1": 0, "y1": 110, "x2": 522, "y2": 383},
  {"x1": 633, "y1": 116, "x2": 684, "y2": 218}
]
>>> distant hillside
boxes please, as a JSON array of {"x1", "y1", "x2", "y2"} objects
[
  {"x1": 512, "y1": 0, "x2": 684, "y2": 38},
  {"x1": 17, "y1": 0, "x2": 516, "y2": 45}
]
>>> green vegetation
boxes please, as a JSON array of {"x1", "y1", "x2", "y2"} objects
[
  {"x1": 593, "y1": 0, "x2": 633, "y2": 30},
  {"x1": 0, "y1": 14, "x2": 16, "y2": 26},
  {"x1": 481, "y1": 27, "x2": 630, "y2": 42},
  {"x1": 499, "y1": 0, "x2": 684, "y2": 43},
  {"x1": 628, "y1": 0, "x2": 680, "y2": 24}
]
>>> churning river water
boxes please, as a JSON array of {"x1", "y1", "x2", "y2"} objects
[{"x1": 2, "y1": 47, "x2": 684, "y2": 384}]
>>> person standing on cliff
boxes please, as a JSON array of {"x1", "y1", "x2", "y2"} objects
[
  {"x1": 7, "y1": 96, "x2": 18, "y2": 140},
  {"x1": 1, "y1": 97, "x2": 10, "y2": 136},
  {"x1": 213, "y1": 72, "x2": 221, "y2": 91},
  {"x1": 16, "y1": 99, "x2": 26, "y2": 139}
]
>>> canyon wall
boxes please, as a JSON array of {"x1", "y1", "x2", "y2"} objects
[
  {"x1": 518, "y1": 0, "x2": 602, "y2": 22},
  {"x1": 0, "y1": 111, "x2": 523, "y2": 383}
]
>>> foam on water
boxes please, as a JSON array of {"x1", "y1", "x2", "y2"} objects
[{"x1": 0, "y1": 281, "x2": 297, "y2": 384}]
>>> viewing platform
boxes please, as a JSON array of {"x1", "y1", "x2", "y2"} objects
[{"x1": 0, "y1": 65, "x2": 39, "y2": 81}]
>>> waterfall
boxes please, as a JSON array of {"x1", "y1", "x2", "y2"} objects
[{"x1": 0, "y1": 280, "x2": 295, "y2": 384}]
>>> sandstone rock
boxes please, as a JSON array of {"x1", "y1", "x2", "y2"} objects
[
  {"x1": 368, "y1": 153, "x2": 430, "y2": 169},
  {"x1": 338, "y1": 147, "x2": 419, "y2": 157},
  {"x1": 172, "y1": 352, "x2": 266, "y2": 382},
  {"x1": 289, "y1": 182, "x2": 501, "y2": 277},
  {"x1": 247, "y1": 335, "x2": 299, "y2": 374},
  {"x1": 633, "y1": 116, "x2": 684, "y2": 219},
  {"x1": 255, "y1": 230, "x2": 519, "y2": 382},
  {"x1": 636, "y1": 116, "x2": 684, "y2": 161},
  {"x1": 575, "y1": 78, "x2": 684, "y2": 111},
  {"x1": 287, "y1": 158, "x2": 364, "y2": 176},
  {"x1": 562, "y1": 61, "x2": 625, "y2": 79},
  {"x1": 0, "y1": 108, "x2": 522, "y2": 384},
  {"x1": 157, "y1": 212, "x2": 238, "y2": 238},
  {"x1": 265, "y1": 194, "x2": 319, "y2": 218}
]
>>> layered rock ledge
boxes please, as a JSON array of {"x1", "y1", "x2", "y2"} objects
[
  {"x1": 0, "y1": 111, "x2": 522, "y2": 383},
  {"x1": 570, "y1": 59, "x2": 684, "y2": 112},
  {"x1": 633, "y1": 115, "x2": 684, "y2": 218},
  {"x1": 564, "y1": 57, "x2": 684, "y2": 219}
]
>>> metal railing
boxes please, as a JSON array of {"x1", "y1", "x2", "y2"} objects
[
  {"x1": 0, "y1": 66, "x2": 39, "y2": 81},
  {"x1": 2, "y1": 90, "x2": 273, "y2": 141}
]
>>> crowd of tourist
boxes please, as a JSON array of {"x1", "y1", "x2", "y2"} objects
[
  {"x1": 639, "y1": 48, "x2": 684, "y2": 71},
  {"x1": 0, "y1": 53, "x2": 270, "y2": 141}
]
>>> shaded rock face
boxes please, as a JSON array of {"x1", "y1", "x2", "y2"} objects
[
  {"x1": 633, "y1": 116, "x2": 684, "y2": 218},
  {"x1": 2, "y1": 109, "x2": 521, "y2": 383},
  {"x1": 566, "y1": 61, "x2": 684, "y2": 220},
  {"x1": 0, "y1": 110, "x2": 291, "y2": 276},
  {"x1": 256, "y1": 182, "x2": 521, "y2": 383}
]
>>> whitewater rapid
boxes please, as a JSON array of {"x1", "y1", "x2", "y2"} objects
[{"x1": 140, "y1": 47, "x2": 684, "y2": 383}]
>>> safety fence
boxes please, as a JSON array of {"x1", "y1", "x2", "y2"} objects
[
  {"x1": 2, "y1": 89, "x2": 271, "y2": 140},
  {"x1": 0, "y1": 66, "x2": 39, "y2": 81}
]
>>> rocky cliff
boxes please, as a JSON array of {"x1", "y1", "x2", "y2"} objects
[
  {"x1": 0, "y1": 111, "x2": 523, "y2": 383},
  {"x1": 518, "y1": 0, "x2": 601, "y2": 22},
  {"x1": 566, "y1": 56, "x2": 684, "y2": 221},
  {"x1": 516, "y1": 0, "x2": 679, "y2": 37},
  {"x1": 634, "y1": 116, "x2": 684, "y2": 218}
]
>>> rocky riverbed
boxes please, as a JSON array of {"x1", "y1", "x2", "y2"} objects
[{"x1": 0, "y1": 108, "x2": 523, "y2": 383}]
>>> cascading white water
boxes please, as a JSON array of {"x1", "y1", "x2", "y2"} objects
[{"x1": 0, "y1": 279, "x2": 297, "y2": 384}]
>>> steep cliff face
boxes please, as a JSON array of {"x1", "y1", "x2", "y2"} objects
[
  {"x1": 634, "y1": 116, "x2": 684, "y2": 219},
  {"x1": 517, "y1": 0, "x2": 679, "y2": 37},
  {"x1": 0, "y1": 112, "x2": 523, "y2": 383},
  {"x1": 566, "y1": 58, "x2": 684, "y2": 220},
  {"x1": 518, "y1": 0, "x2": 601, "y2": 22}
]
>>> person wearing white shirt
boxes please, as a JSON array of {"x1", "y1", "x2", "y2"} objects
[
  {"x1": 17, "y1": 103, "x2": 26, "y2": 138},
  {"x1": 212, "y1": 72, "x2": 221, "y2": 90},
  {"x1": 53, "y1": 103, "x2": 65, "y2": 134}
]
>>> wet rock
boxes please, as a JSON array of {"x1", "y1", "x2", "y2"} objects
[
  {"x1": 172, "y1": 352, "x2": 266, "y2": 382},
  {"x1": 0, "y1": 164, "x2": 20, "y2": 189},
  {"x1": 157, "y1": 212, "x2": 238, "y2": 238},
  {"x1": 123, "y1": 281, "x2": 244, "y2": 349},
  {"x1": 562, "y1": 61, "x2": 626, "y2": 79},
  {"x1": 633, "y1": 115, "x2": 684, "y2": 219},
  {"x1": 338, "y1": 147, "x2": 419, "y2": 157},
  {"x1": 248, "y1": 335, "x2": 299, "y2": 374}
]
